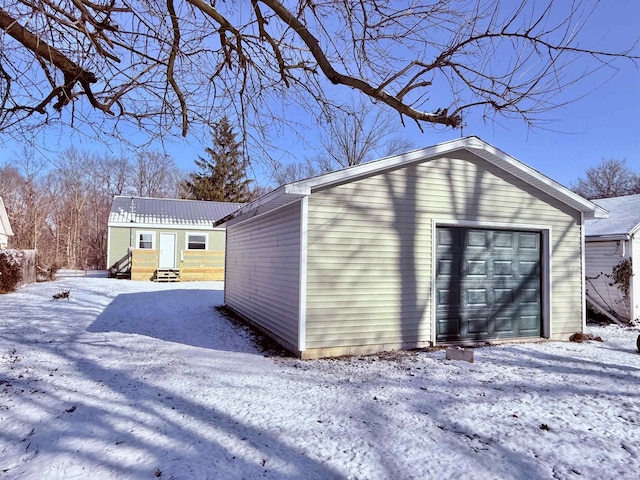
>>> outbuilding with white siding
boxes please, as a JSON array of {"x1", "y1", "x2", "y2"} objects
[
  {"x1": 221, "y1": 137, "x2": 606, "y2": 359},
  {"x1": 585, "y1": 194, "x2": 640, "y2": 323}
]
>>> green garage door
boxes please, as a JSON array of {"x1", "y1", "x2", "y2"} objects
[{"x1": 435, "y1": 227, "x2": 541, "y2": 343}]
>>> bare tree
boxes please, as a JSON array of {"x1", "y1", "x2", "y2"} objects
[
  {"x1": 273, "y1": 160, "x2": 320, "y2": 186},
  {"x1": 0, "y1": 149, "x2": 48, "y2": 251},
  {"x1": 0, "y1": 1, "x2": 636, "y2": 149},
  {"x1": 95, "y1": 154, "x2": 132, "y2": 198},
  {"x1": 0, "y1": 164, "x2": 29, "y2": 248},
  {"x1": 572, "y1": 159, "x2": 640, "y2": 200},
  {"x1": 132, "y1": 151, "x2": 182, "y2": 198},
  {"x1": 273, "y1": 100, "x2": 414, "y2": 185},
  {"x1": 314, "y1": 100, "x2": 415, "y2": 171},
  {"x1": 46, "y1": 148, "x2": 95, "y2": 268}
]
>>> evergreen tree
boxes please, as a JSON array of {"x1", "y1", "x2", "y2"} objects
[{"x1": 182, "y1": 117, "x2": 252, "y2": 202}]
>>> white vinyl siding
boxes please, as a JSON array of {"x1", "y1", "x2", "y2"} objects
[
  {"x1": 225, "y1": 202, "x2": 302, "y2": 352},
  {"x1": 585, "y1": 239, "x2": 631, "y2": 321},
  {"x1": 633, "y1": 238, "x2": 640, "y2": 323},
  {"x1": 305, "y1": 151, "x2": 583, "y2": 349}
]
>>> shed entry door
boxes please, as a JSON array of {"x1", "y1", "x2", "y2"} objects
[
  {"x1": 159, "y1": 233, "x2": 176, "y2": 269},
  {"x1": 435, "y1": 227, "x2": 541, "y2": 343}
]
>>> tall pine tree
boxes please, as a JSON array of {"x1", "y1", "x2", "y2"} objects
[{"x1": 181, "y1": 116, "x2": 252, "y2": 202}]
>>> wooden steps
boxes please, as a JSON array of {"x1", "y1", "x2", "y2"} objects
[{"x1": 154, "y1": 269, "x2": 180, "y2": 282}]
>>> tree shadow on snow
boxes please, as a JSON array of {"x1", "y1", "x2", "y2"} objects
[{"x1": 87, "y1": 289, "x2": 258, "y2": 354}]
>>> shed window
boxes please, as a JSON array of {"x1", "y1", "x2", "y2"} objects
[
  {"x1": 137, "y1": 232, "x2": 155, "y2": 249},
  {"x1": 187, "y1": 233, "x2": 207, "y2": 250}
]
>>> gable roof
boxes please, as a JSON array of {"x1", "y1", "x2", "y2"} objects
[
  {"x1": 219, "y1": 136, "x2": 606, "y2": 226},
  {"x1": 109, "y1": 196, "x2": 243, "y2": 228},
  {"x1": 585, "y1": 194, "x2": 640, "y2": 239},
  {"x1": 0, "y1": 196, "x2": 14, "y2": 237}
]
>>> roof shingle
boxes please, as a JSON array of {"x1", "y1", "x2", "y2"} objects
[{"x1": 585, "y1": 194, "x2": 640, "y2": 237}]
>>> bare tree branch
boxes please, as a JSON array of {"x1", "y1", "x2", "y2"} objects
[{"x1": 0, "y1": 0, "x2": 636, "y2": 150}]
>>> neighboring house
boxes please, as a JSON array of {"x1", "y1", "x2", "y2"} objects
[
  {"x1": 107, "y1": 196, "x2": 242, "y2": 281},
  {"x1": 220, "y1": 136, "x2": 606, "y2": 359},
  {"x1": 0, "y1": 196, "x2": 14, "y2": 248},
  {"x1": 585, "y1": 194, "x2": 640, "y2": 323}
]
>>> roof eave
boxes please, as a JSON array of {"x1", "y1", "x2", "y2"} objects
[
  {"x1": 215, "y1": 184, "x2": 311, "y2": 226},
  {"x1": 585, "y1": 234, "x2": 631, "y2": 241},
  {"x1": 463, "y1": 139, "x2": 607, "y2": 219},
  {"x1": 223, "y1": 136, "x2": 606, "y2": 223}
]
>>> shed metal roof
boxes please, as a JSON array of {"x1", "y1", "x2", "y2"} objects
[
  {"x1": 109, "y1": 196, "x2": 243, "y2": 227},
  {"x1": 585, "y1": 194, "x2": 640, "y2": 239},
  {"x1": 219, "y1": 136, "x2": 606, "y2": 226}
]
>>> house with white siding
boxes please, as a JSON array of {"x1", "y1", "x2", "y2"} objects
[
  {"x1": 107, "y1": 196, "x2": 241, "y2": 281},
  {"x1": 220, "y1": 136, "x2": 606, "y2": 359},
  {"x1": 585, "y1": 194, "x2": 640, "y2": 323},
  {"x1": 0, "y1": 196, "x2": 13, "y2": 249}
]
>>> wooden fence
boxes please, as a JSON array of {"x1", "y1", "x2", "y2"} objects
[
  {"x1": 131, "y1": 249, "x2": 159, "y2": 281},
  {"x1": 180, "y1": 250, "x2": 225, "y2": 281},
  {"x1": 130, "y1": 249, "x2": 225, "y2": 281}
]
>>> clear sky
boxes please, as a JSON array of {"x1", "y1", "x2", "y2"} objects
[
  {"x1": 369, "y1": 1, "x2": 640, "y2": 189},
  {"x1": 1, "y1": 1, "x2": 638, "y2": 190}
]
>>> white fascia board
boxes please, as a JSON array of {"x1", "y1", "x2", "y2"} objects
[
  {"x1": 284, "y1": 183, "x2": 312, "y2": 196},
  {"x1": 291, "y1": 140, "x2": 461, "y2": 192},
  {"x1": 585, "y1": 234, "x2": 630, "y2": 242},
  {"x1": 108, "y1": 222, "x2": 223, "y2": 231},
  {"x1": 289, "y1": 136, "x2": 606, "y2": 219},
  {"x1": 220, "y1": 136, "x2": 604, "y2": 225},
  {"x1": 629, "y1": 223, "x2": 640, "y2": 237},
  {"x1": 219, "y1": 184, "x2": 312, "y2": 226},
  {"x1": 298, "y1": 196, "x2": 308, "y2": 353},
  {"x1": 216, "y1": 185, "x2": 287, "y2": 224},
  {"x1": 580, "y1": 212, "x2": 586, "y2": 333},
  {"x1": 464, "y1": 139, "x2": 608, "y2": 219}
]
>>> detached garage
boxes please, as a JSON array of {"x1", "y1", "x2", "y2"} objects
[
  {"x1": 222, "y1": 136, "x2": 606, "y2": 359},
  {"x1": 584, "y1": 194, "x2": 640, "y2": 323}
]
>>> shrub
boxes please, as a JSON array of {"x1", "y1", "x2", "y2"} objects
[
  {"x1": 0, "y1": 249, "x2": 24, "y2": 293},
  {"x1": 611, "y1": 258, "x2": 632, "y2": 298}
]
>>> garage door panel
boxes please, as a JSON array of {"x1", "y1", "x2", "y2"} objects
[
  {"x1": 437, "y1": 288, "x2": 460, "y2": 306},
  {"x1": 467, "y1": 230, "x2": 490, "y2": 248},
  {"x1": 518, "y1": 260, "x2": 539, "y2": 275},
  {"x1": 466, "y1": 260, "x2": 487, "y2": 276},
  {"x1": 494, "y1": 232, "x2": 514, "y2": 248},
  {"x1": 436, "y1": 227, "x2": 541, "y2": 343},
  {"x1": 468, "y1": 318, "x2": 490, "y2": 334},
  {"x1": 495, "y1": 316, "x2": 514, "y2": 333},
  {"x1": 437, "y1": 259, "x2": 457, "y2": 276},
  {"x1": 518, "y1": 232, "x2": 539, "y2": 250},
  {"x1": 466, "y1": 289, "x2": 488, "y2": 305},
  {"x1": 437, "y1": 228, "x2": 457, "y2": 246},
  {"x1": 494, "y1": 288, "x2": 514, "y2": 304},
  {"x1": 494, "y1": 260, "x2": 513, "y2": 276},
  {"x1": 437, "y1": 318, "x2": 460, "y2": 336}
]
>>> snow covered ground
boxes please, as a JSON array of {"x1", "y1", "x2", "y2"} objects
[{"x1": 0, "y1": 274, "x2": 638, "y2": 480}]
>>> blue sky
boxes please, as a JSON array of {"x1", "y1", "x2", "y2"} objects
[
  {"x1": 1, "y1": 1, "x2": 638, "y2": 190},
  {"x1": 368, "y1": 1, "x2": 640, "y2": 189}
]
